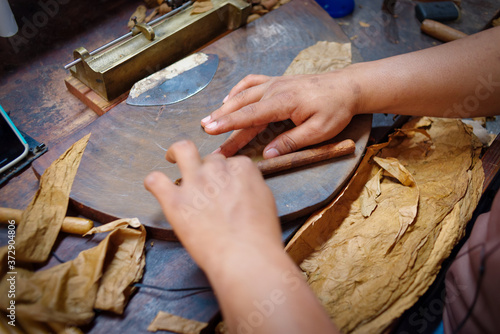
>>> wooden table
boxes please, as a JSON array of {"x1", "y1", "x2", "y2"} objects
[{"x1": 1, "y1": 0, "x2": 499, "y2": 332}]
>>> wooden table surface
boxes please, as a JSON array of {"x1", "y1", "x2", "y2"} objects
[{"x1": 1, "y1": 0, "x2": 499, "y2": 332}]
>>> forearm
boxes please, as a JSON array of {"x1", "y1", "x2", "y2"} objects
[
  {"x1": 352, "y1": 26, "x2": 500, "y2": 118},
  {"x1": 206, "y1": 245, "x2": 338, "y2": 334}
]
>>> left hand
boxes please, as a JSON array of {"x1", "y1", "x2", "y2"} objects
[{"x1": 201, "y1": 72, "x2": 360, "y2": 159}]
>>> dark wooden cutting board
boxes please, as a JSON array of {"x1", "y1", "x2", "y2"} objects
[{"x1": 33, "y1": 0, "x2": 371, "y2": 240}]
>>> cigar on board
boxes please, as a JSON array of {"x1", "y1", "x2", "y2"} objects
[
  {"x1": 174, "y1": 139, "x2": 356, "y2": 185},
  {"x1": 0, "y1": 207, "x2": 94, "y2": 235},
  {"x1": 256, "y1": 139, "x2": 356, "y2": 175}
]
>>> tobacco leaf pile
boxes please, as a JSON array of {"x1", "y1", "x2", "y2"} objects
[{"x1": 296, "y1": 117, "x2": 484, "y2": 333}]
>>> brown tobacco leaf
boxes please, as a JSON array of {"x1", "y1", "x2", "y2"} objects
[
  {"x1": 93, "y1": 219, "x2": 146, "y2": 314},
  {"x1": 83, "y1": 217, "x2": 142, "y2": 236},
  {"x1": 47, "y1": 322, "x2": 84, "y2": 334},
  {"x1": 292, "y1": 117, "x2": 483, "y2": 333},
  {"x1": 148, "y1": 311, "x2": 208, "y2": 333},
  {"x1": 128, "y1": 5, "x2": 147, "y2": 29},
  {"x1": 191, "y1": 0, "x2": 213, "y2": 15},
  {"x1": 145, "y1": 8, "x2": 159, "y2": 23},
  {"x1": 0, "y1": 315, "x2": 83, "y2": 334},
  {"x1": 372, "y1": 156, "x2": 419, "y2": 246},
  {"x1": 0, "y1": 219, "x2": 146, "y2": 325},
  {"x1": 261, "y1": 0, "x2": 278, "y2": 10},
  {"x1": 159, "y1": 3, "x2": 172, "y2": 15},
  {"x1": 284, "y1": 41, "x2": 351, "y2": 76},
  {"x1": 359, "y1": 168, "x2": 382, "y2": 218},
  {"x1": 15, "y1": 133, "x2": 90, "y2": 263},
  {"x1": 0, "y1": 313, "x2": 83, "y2": 333}
]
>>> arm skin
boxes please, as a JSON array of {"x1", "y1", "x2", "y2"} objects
[
  {"x1": 201, "y1": 26, "x2": 500, "y2": 158},
  {"x1": 144, "y1": 141, "x2": 338, "y2": 334}
]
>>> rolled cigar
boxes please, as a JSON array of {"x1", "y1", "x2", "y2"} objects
[
  {"x1": 0, "y1": 207, "x2": 94, "y2": 235},
  {"x1": 174, "y1": 139, "x2": 356, "y2": 185},
  {"x1": 257, "y1": 139, "x2": 356, "y2": 175},
  {"x1": 420, "y1": 19, "x2": 467, "y2": 42}
]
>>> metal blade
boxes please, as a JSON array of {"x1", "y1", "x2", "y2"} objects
[{"x1": 126, "y1": 53, "x2": 219, "y2": 106}]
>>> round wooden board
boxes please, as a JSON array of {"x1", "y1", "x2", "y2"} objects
[{"x1": 33, "y1": 0, "x2": 372, "y2": 240}]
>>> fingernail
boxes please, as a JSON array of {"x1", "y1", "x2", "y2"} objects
[
  {"x1": 201, "y1": 115, "x2": 211, "y2": 125},
  {"x1": 205, "y1": 121, "x2": 217, "y2": 131},
  {"x1": 222, "y1": 95, "x2": 229, "y2": 104},
  {"x1": 264, "y1": 148, "x2": 280, "y2": 159},
  {"x1": 212, "y1": 147, "x2": 221, "y2": 154}
]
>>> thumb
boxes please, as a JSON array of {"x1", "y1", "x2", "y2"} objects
[{"x1": 144, "y1": 171, "x2": 177, "y2": 213}]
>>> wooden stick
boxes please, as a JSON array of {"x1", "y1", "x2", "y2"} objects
[
  {"x1": 420, "y1": 19, "x2": 467, "y2": 42},
  {"x1": 0, "y1": 207, "x2": 94, "y2": 235},
  {"x1": 257, "y1": 139, "x2": 356, "y2": 175}
]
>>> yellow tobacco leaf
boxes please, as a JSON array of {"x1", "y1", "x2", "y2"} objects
[
  {"x1": 148, "y1": 311, "x2": 208, "y2": 333},
  {"x1": 293, "y1": 118, "x2": 483, "y2": 333},
  {"x1": 359, "y1": 168, "x2": 382, "y2": 218},
  {"x1": 0, "y1": 219, "x2": 145, "y2": 325},
  {"x1": 191, "y1": 0, "x2": 213, "y2": 14},
  {"x1": 284, "y1": 41, "x2": 352, "y2": 76},
  {"x1": 15, "y1": 134, "x2": 91, "y2": 263},
  {"x1": 372, "y1": 156, "x2": 419, "y2": 246}
]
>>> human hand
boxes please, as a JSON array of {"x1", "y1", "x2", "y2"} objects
[
  {"x1": 144, "y1": 140, "x2": 283, "y2": 274},
  {"x1": 145, "y1": 141, "x2": 339, "y2": 334},
  {"x1": 201, "y1": 71, "x2": 361, "y2": 159}
]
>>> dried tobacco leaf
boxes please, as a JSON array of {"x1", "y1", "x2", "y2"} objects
[
  {"x1": 191, "y1": 0, "x2": 213, "y2": 14},
  {"x1": 15, "y1": 134, "x2": 91, "y2": 263},
  {"x1": 0, "y1": 219, "x2": 146, "y2": 325},
  {"x1": 47, "y1": 322, "x2": 85, "y2": 334},
  {"x1": 94, "y1": 219, "x2": 146, "y2": 314},
  {"x1": 83, "y1": 217, "x2": 142, "y2": 236},
  {"x1": 372, "y1": 156, "x2": 419, "y2": 246},
  {"x1": 359, "y1": 168, "x2": 382, "y2": 218},
  {"x1": 0, "y1": 312, "x2": 26, "y2": 333},
  {"x1": 284, "y1": 41, "x2": 351, "y2": 76},
  {"x1": 148, "y1": 311, "x2": 208, "y2": 333},
  {"x1": 127, "y1": 5, "x2": 147, "y2": 29},
  {"x1": 291, "y1": 117, "x2": 483, "y2": 333}
]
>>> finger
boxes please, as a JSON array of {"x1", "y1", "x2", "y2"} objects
[
  {"x1": 202, "y1": 85, "x2": 267, "y2": 129},
  {"x1": 165, "y1": 140, "x2": 202, "y2": 178},
  {"x1": 204, "y1": 95, "x2": 292, "y2": 135},
  {"x1": 144, "y1": 171, "x2": 177, "y2": 213},
  {"x1": 201, "y1": 75, "x2": 271, "y2": 127},
  {"x1": 226, "y1": 155, "x2": 263, "y2": 181},
  {"x1": 199, "y1": 152, "x2": 228, "y2": 175},
  {"x1": 262, "y1": 119, "x2": 332, "y2": 159},
  {"x1": 216, "y1": 126, "x2": 267, "y2": 157},
  {"x1": 226, "y1": 74, "x2": 271, "y2": 101},
  {"x1": 202, "y1": 152, "x2": 227, "y2": 163}
]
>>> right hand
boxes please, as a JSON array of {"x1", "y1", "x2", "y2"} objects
[
  {"x1": 201, "y1": 70, "x2": 361, "y2": 159},
  {"x1": 144, "y1": 140, "x2": 283, "y2": 274}
]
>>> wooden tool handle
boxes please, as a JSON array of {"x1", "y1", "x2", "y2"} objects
[
  {"x1": 0, "y1": 207, "x2": 94, "y2": 235},
  {"x1": 420, "y1": 19, "x2": 467, "y2": 42},
  {"x1": 257, "y1": 139, "x2": 356, "y2": 176}
]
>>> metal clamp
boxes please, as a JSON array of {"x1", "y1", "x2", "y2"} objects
[{"x1": 132, "y1": 23, "x2": 156, "y2": 41}]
